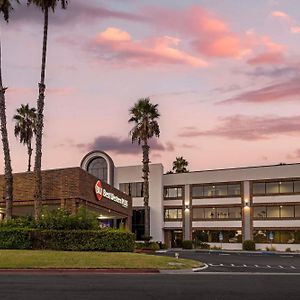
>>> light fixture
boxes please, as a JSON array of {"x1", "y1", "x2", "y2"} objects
[{"x1": 185, "y1": 205, "x2": 190, "y2": 211}]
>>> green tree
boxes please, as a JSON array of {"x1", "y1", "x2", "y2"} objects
[
  {"x1": 172, "y1": 156, "x2": 189, "y2": 173},
  {"x1": 13, "y1": 104, "x2": 37, "y2": 172},
  {"x1": 129, "y1": 98, "x2": 160, "y2": 238},
  {"x1": 0, "y1": 0, "x2": 19, "y2": 220},
  {"x1": 27, "y1": 0, "x2": 68, "y2": 220}
]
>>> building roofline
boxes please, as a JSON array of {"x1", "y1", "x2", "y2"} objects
[{"x1": 163, "y1": 162, "x2": 300, "y2": 175}]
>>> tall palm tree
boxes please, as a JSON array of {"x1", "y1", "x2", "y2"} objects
[
  {"x1": 172, "y1": 156, "x2": 189, "y2": 173},
  {"x1": 129, "y1": 98, "x2": 160, "y2": 238},
  {"x1": 0, "y1": 0, "x2": 19, "y2": 220},
  {"x1": 27, "y1": 0, "x2": 68, "y2": 220},
  {"x1": 13, "y1": 104, "x2": 37, "y2": 172}
]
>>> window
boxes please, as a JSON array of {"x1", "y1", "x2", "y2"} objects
[
  {"x1": 254, "y1": 206, "x2": 267, "y2": 219},
  {"x1": 229, "y1": 207, "x2": 242, "y2": 219},
  {"x1": 119, "y1": 182, "x2": 144, "y2": 197},
  {"x1": 253, "y1": 179, "x2": 300, "y2": 195},
  {"x1": 87, "y1": 157, "x2": 108, "y2": 182},
  {"x1": 204, "y1": 207, "x2": 216, "y2": 219},
  {"x1": 164, "y1": 187, "x2": 183, "y2": 199},
  {"x1": 193, "y1": 207, "x2": 241, "y2": 220},
  {"x1": 254, "y1": 205, "x2": 300, "y2": 219},
  {"x1": 132, "y1": 209, "x2": 145, "y2": 240},
  {"x1": 164, "y1": 208, "x2": 182, "y2": 220},
  {"x1": 191, "y1": 186, "x2": 203, "y2": 198},
  {"x1": 296, "y1": 205, "x2": 300, "y2": 218},
  {"x1": 216, "y1": 207, "x2": 228, "y2": 218},
  {"x1": 228, "y1": 184, "x2": 241, "y2": 196},
  {"x1": 254, "y1": 230, "x2": 300, "y2": 244},
  {"x1": 267, "y1": 206, "x2": 280, "y2": 218},
  {"x1": 253, "y1": 182, "x2": 265, "y2": 195},
  {"x1": 280, "y1": 206, "x2": 294, "y2": 218},
  {"x1": 294, "y1": 181, "x2": 300, "y2": 193},
  {"x1": 266, "y1": 182, "x2": 279, "y2": 194},
  {"x1": 192, "y1": 208, "x2": 205, "y2": 219},
  {"x1": 192, "y1": 183, "x2": 241, "y2": 198},
  {"x1": 279, "y1": 181, "x2": 293, "y2": 193}
]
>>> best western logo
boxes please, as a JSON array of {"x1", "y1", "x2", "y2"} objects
[{"x1": 95, "y1": 180, "x2": 128, "y2": 208}]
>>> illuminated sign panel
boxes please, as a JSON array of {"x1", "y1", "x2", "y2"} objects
[{"x1": 95, "y1": 180, "x2": 128, "y2": 208}]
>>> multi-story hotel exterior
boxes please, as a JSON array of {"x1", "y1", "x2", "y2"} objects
[{"x1": 81, "y1": 150, "x2": 300, "y2": 251}]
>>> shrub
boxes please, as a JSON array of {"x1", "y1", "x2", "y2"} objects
[
  {"x1": 285, "y1": 247, "x2": 292, "y2": 252},
  {"x1": 0, "y1": 228, "x2": 32, "y2": 249},
  {"x1": 182, "y1": 240, "x2": 193, "y2": 249},
  {"x1": 243, "y1": 240, "x2": 256, "y2": 251},
  {"x1": 159, "y1": 243, "x2": 168, "y2": 250},
  {"x1": 37, "y1": 207, "x2": 99, "y2": 230},
  {"x1": 0, "y1": 228, "x2": 135, "y2": 252},
  {"x1": 211, "y1": 245, "x2": 221, "y2": 250},
  {"x1": 0, "y1": 216, "x2": 36, "y2": 229},
  {"x1": 134, "y1": 241, "x2": 160, "y2": 251}
]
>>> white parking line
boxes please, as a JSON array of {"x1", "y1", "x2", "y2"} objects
[
  {"x1": 267, "y1": 265, "x2": 271, "y2": 268},
  {"x1": 219, "y1": 254, "x2": 230, "y2": 256},
  {"x1": 291, "y1": 266, "x2": 296, "y2": 269},
  {"x1": 278, "y1": 265, "x2": 284, "y2": 269},
  {"x1": 254, "y1": 265, "x2": 259, "y2": 268}
]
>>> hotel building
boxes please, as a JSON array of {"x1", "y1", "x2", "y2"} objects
[
  {"x1": 81, "y1": 150, "x2": 300, "y2": 251},
  {"x1": 1, "y1": 149, "x2": 300, "y2": 251}
]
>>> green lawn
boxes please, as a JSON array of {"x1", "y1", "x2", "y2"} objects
[{"x1": 0, "y1": 250, "x2": 202, "y2": 270}]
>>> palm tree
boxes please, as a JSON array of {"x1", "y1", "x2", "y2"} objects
[
  {"x1": 0, "y1": 0, "x2": 19, "y2": 220},
  {"x1": 13, "y1": 104, "x2": 37, "y2": 172},
  {"x1": 27, "y1": 0, "x2": 68, "y2": 220},
  {"x1": 129, "y1": 98, "x2": 160, "y2": 238},
  {"x1": 172, "y1": 156, "x2": 189, "y2": 173}
]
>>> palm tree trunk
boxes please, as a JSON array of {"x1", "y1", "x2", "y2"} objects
[
  {"x1": 34, "y1": 7, "x2": 48, "y2": 220},
  {"x1": 142, "y1": 141, "x2": 150, "y2": 238},
  {"x1": 27, "y1": 141, "x2": 32, "y2": 172},
  {"x1": 0, "y1": 41, "x2": 13, "y2": 220}
]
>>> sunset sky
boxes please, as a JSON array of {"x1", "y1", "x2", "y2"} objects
[{"x1": 2, "y1": 0, "x2": 300, "y2": 173}]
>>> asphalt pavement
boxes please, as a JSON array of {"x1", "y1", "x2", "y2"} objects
[
  {"x1": 158, "y1": 250, "x2": 300, "y2": 273},
  {"x1": 0, "y1": 273, "x2": 300, "y2": 300}
]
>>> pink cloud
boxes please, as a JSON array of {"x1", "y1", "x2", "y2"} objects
[
  {"x1": 247, "y1": 52, "x2": 284, "y2": 65},
  {"x1": 272, "y1": 10, "x2": 300, "y2": 34},
  {"x1": 219, "y1": 78, "x2": 300, "y2": 104},
  {"x1": 246, "y1": 35, "x2": 286, "y2": 65},
  {"x1": 179, "y1": 115, "x2": 300, "y2": 141},
  {"x1": 287, "y1": 149, "x2": 300, "y2": 160},
  {"x1": 145, "y1": 5, "x2": 247, "y2": 58},
  {"x1": 88, "y1": 27, "x2": 208, "y2": 67}
]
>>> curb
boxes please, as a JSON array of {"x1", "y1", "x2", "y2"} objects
[{"x1": 192, "y1": 263, "x2": 209, "y2": 272}]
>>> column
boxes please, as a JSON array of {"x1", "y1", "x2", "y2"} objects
[
  {"x1": 183, "y1": 184, "x2": 191, "y2": 240},
  {"x1": 242, "y1": 181, "x2": 253, "y2": 241}
]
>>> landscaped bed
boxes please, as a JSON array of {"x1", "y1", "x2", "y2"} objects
[{"x1": 0, "y1": 250, "x2": 202, "y2": 270}]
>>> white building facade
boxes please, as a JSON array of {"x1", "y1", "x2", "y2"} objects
[{"x1": 81, "y1": 151, "x2": 300, "y2": 251}]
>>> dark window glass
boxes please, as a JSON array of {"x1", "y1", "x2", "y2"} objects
[
  {"x1": 204, "y1": 185, "x2": 215, "y2": 197},
  {"x1": 296, "y1": 205, "x2": 300, "y2": 218},
  {"x1": 228, "y1": 184, "x2": 241, "y2": 196},
  {"x1": 267, "y1": 206, "x2": 280, "y2": 218},
  {"x1": 204, "y1": 207, "x2": 216, "y2": 219},
  {"x1": 132, "y1": 209, "x2": 145, "y2": 240},
  {"x1": 119, "y1": 182, "x2": 144, "y2": 197},
  {"x1": 193, "y1": 208, "x2": 205, "y2": 219},
  {"x1": 279, "y1": 181, "x2": 293, "y2": 194},
  {"x1": 216, "y1": 207, "x2": 228, "y2": 218},
  {"x1": 228, "y1": 207, "x2": 242, "y2": 219},
  {"x1": 253, "y1": 183, "x2": 265, "y2": 195},
  {"x1": 164, "y1": 187, "x2": 183, "y2": 199},
  {"x1": 214, "y1": 185, "x2": 227, "y2": 196},
  {"x1": 254, "y1": 206, "x2": 267, "y2": 218},
  {"x1": 192, "y1": 186, "x2": 203, "y2": 198},
  {"x1": 87, "y1": 157, "x2": 108, "y2": 182},
  {"x1": 294, "y1": 181, "x2": 300, "y2": 193},
  {"x1": 280, "y1": 206, "x2": 294, "y2": 218},
  {"x1": 266, "y1": 182, "x2": 279, "y2": 194}
]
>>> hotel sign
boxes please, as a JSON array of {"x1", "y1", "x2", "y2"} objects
[{"x1": 95, "y1": 180, "x2": 129, "y2": 208}]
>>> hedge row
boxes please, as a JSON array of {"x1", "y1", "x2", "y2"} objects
[{"x1": 0, "y1": 229, "x2": 135, "y2": 252}]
